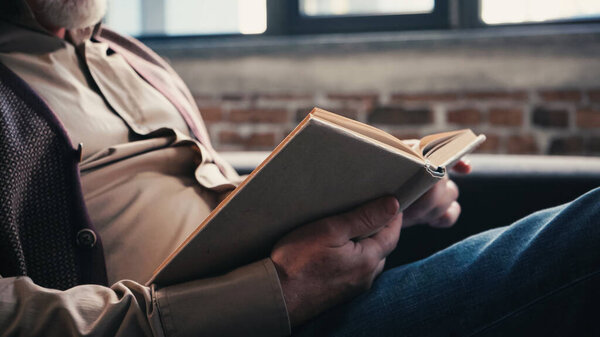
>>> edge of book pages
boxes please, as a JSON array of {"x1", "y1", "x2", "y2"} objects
[
  {"x1": 146, "y1": 107, "x2": 486, "y2": 286},
  {"x1": 309, "y1": 108, "x2": 486, "y2": 172}
]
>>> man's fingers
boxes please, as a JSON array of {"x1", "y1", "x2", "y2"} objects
[
  {"x1": 360, "y1": 213, "x2": 402, "y2": 258},
  {"x1": 404, "y1": 178, "x2": 458, "y2": 224},
  {"x1": 337, "y1": 196, "x2": 399, "y2": 240},
  {"x1": 421, "y1": 180, "x2": 459, "y2": 224},
  {"x1": 451, "y1": 159, "x2": 472, "y2": 174},
  {"x1": 430, "y1": 201, "x2": 461, "y2": 228},
  {"x1": 369, "y1": 213, "x2": 402, "y2": 256},
  {"x1": 402, "y1": 178, "x2": 445, "y2": 221}
]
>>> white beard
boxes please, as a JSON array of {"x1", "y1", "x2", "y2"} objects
[{"x1": 29, "y1": 0, "x2": 107, "y2": 30}]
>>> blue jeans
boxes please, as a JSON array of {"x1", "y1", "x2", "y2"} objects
[{"x1": 295, "y1": 187, "x2": 600, "y2": 336}]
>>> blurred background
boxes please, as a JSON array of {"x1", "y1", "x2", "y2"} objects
[{"x1": 104, "y1": 0, "x2": 600, "y2": 155}]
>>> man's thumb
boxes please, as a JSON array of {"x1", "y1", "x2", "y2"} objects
[{"x1": 342, "y1": 196, "x2": 399, "y2": 240}]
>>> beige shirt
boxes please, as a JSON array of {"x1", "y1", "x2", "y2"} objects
[{"x1": 0, "y1": 4, "x2": 290, "y2": 336}]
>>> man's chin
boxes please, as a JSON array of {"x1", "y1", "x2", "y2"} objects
[{"x1": 30, "y1": 0, "x2": 107, "y2": 30}]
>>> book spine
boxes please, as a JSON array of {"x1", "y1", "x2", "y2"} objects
[
  {"x1": 394, "y1": 167, "x2": 441, "y2": 211},
  {"x1": 425, "y1": 160, "x2": 446, "y2": 178}
]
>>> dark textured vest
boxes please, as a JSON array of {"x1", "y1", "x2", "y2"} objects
[
  {"x1": 0, "y1": 26, "x2": 217, "y2": 290},
  {"x1": 0, "y1": 62, "x2": 107, "y2": 289}
]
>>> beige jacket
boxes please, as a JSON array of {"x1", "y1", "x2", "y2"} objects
[{"x1": 0, "y1": 1, "x2": 290, "y2": 336}]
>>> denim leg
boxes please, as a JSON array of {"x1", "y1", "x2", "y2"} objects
[{"x1": 294, "y1": 187, "x2": 600, "y2": 337}]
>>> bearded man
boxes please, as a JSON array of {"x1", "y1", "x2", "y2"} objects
[{"x1": 0, "y1": 0, "x2": 598, "y2": 336}]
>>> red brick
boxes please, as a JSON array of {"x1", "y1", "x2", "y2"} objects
[
  {"x1": 588, "y1": 89, "x2": 600, "y2": 102},
  {"x1": 229, "y1": 108, "x2": 288, "y2": 123},
  {"x1": 296, "y1": 107, "x2": 358, "y2": 122},
  {"x1": 548, "y1": 136, "x2": 585, "y2": 155},
  {"x1": 391, "y1": 92, "x2": 459, "y2": 102},
  {"x1": 576, "y1": 108, "x2": 600, "y2": 129},
  {"x1": 259, "y1": 93, "x2": 312, "y2": 100},
  {"x1": 198, "y1": 106, "x2": 223, "y2": 122},
  {"x1": 489, "y1": 108, "x2": 524, "y2": 126},
  {"x1": 447, "y1": 108, "x2": 482, "y2": 125},
  {"x1": 219, "y1": 130, "x2": 242, "y2": 143},
  {"x1": 219, "y1": 131, "x2": 276, "y2": 149},
  {"x1": 464, "y1": 91, "x2": 527, "y2": 101},
  {"x1": 245, "y1": 133, "x2": 278, "y2": 148},
  {"x1": 474, "y1": 134, "x2": 500, "y2": 153},
  {"x1": 532, "y1": 107, "x2": 569, "y2": 128},
  {"x1": 368, "y1": 107, "x2": 432, "y2": 125},
  {"x1": 506, "y1": 135, "x2": 539, "y2": 154},
  {"x1": 539, "y1": 90, "x2": 582, "y2": 102}
]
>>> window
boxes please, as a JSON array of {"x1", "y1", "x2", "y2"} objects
[
  {"x1": 286, "y1": 0, "x2": 448, "y2": 34},
  {"x1": 300, "y1": 0, "x2": 435, "y2": 17},
  {"x1": 481, "y1": 0, "x2": 600, "y2": 25},
  {"x1": 104, "y1": 0, "x2": 267, "y2": 37},
  {"x1": 104, "y1": 0, "x2": 600, "y2": 39}
]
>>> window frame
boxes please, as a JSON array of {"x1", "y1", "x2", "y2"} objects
[
  {"x1": 136, "y1": 0, "x2": 600, "y2": 42},
  {"x1": 283, "y1": 0, "x2": 449, "y2": 35}
]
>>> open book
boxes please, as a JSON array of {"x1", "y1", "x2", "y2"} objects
[{"x1": 147, "y1": 108, "x2": 486, "y2": 286}]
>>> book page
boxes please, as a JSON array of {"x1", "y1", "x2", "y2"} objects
[
  {"x1": 425, "y1": 130, "x2": 486, "y2": 167},
  {"x1": 419, "y1": 130, "x2": 468, "y2": 155},
  {"x1": 311, "y1": 108, "x2": 423, "y2": 161},
  {"x1": 311, "y1": 109, "x2": 485, "y2": 169}
]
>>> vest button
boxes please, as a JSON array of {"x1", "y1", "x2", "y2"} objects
[{"x1": 76, "y1": 229, "x2": 97, "y2": 248}]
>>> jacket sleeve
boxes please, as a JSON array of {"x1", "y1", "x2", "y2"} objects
[{"x1": 0, "y1": 258, "x2": 290, "y2": 337}]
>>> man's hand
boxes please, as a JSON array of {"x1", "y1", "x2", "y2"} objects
[
  {"x1": 403, "y1": 159, "x2": 471, "y2": 228},
  {"x1": 271, "y1": 197, "x2": 403, "y2": 327}
]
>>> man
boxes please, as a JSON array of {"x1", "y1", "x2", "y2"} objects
[{"x1": 0, "y1": 0, "x2": 597, "y2": 336}]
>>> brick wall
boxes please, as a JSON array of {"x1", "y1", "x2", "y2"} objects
[
  {"x1": 194, "y1": 89, "x2": 600, "y2": 155},
  {"x1": 151, "y1": 25, "x2": 600, "y2": 156}
]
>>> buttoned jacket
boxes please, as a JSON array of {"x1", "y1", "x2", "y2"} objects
[{"x1": 0, "y1": 24, "x2": 229, "y2": 290}]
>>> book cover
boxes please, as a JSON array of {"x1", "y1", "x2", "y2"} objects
[{"x1": 148, "y1": 108, "x2": 485, "y2": 286}]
